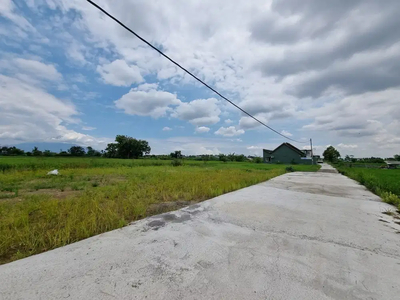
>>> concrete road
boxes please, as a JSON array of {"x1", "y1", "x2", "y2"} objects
[{"x1": 1, "y1": 164, "x2": 400, "y2": 300}]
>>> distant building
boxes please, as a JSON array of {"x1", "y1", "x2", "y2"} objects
[
  {"x1": 263, "y1": 143, "x2": 317, "y2": 165},
  {"x1": 384, "y1": 161, "x2": 400, "y2": 169}
]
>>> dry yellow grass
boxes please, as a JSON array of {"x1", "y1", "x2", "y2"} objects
[{"x1": 0, "y1": 159, "x2": 320, "y2": 264}]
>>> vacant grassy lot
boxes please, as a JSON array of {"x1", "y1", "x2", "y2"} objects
[
  {"x1": 0, "y1": 157, "x2": 319, "y2": 264},
  {"x1": 336, "y1": 165, "x2": 400, "y2": 210}
]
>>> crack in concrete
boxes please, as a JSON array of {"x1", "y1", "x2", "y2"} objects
[{"x1": 216, "y1": 218, "x2": 400, "y2": 260}]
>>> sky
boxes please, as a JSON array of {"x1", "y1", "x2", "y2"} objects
[{"x1": 1, "y1": 0, "x2": 400, "y2": 157}]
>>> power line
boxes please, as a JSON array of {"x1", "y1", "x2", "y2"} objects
[{"x1": 86, "y1": 0, "x2": 306, "y2": 143}]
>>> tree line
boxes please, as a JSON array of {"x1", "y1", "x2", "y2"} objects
[
  {"x1": 0, "y1": 135, "x2": 151, "y2": 159},
  {"x1": 2, "y1": 139, "x2": 398, "y2": 162},
  {"x1": 322, "y1": 146, "x2": 399, "y2": 163}
]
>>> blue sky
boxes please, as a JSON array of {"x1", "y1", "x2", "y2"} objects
[{"x1": 1, "y1": 0, "x2": 400, "y2": 157}]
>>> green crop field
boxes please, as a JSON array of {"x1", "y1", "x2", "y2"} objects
[
  {"x1": 336, "y1": 165, "x2": 400, "y2": 210},
  {"x1": 0, "y1": 157, "x2": 319, "y2": 264}
]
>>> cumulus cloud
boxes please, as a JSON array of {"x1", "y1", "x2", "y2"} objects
[
  {"x1": 215, "y1": 126, "x2": 245, "y2": 137},
  {"x1": 337, "y1": 143, "x2": 358, "y2": 149},
  {"x1": 0, "y1": 74, "x2": 108, "y2": 148},
  {"x1": 302, "y1": 89, "x2": 400, "y2": 140},
  {"x1": 281, "y1": 130, "x2": 293, "y2": 137},
  {"x1": 162, "y1": 126, "x2": 172, "y2": 131},
  {"x1": 115, "y1": 84, "x2": 181, "y2": 118},
  {"x1": 97, "y1": 59, "x2": 143, "y2": 86},
  {"x1": 225, "y1": 119, "x2": 233, "y2": 124},
  {"x1": 239, "y1": 116, "x2": 265, "y2": 130},
  {"x1": 171, "y1": 98, "x2": 221, "y2": 126},
  {"x1": 0, "y1": 57, "x2": 62, "y2": 83},
  {"x1": 247, "y1": 146, "x2": 262, "y2": 150},
  {"x1": 3, "y1": 0, "x2": 400, "y2": 157},
  {"x1": 252, "y1": 0, "x2": 400, "y2": 98},
  {"x1": 195, "y1": 126, "x2": 210, "y2": 133}
]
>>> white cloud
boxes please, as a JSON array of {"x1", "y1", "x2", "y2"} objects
[
  {"x1": 0, "y1": 74, "x2": 108, "y2": 148},
  {"x1": 195, "y1": 126, "x2": 210, "y2": 133},
  {"x1": 171, "y1": 98, "x2": 221, "y2": 126},
  {"x1": 0, "y1": 0, "x2": 33, "y2": 30},
  {"x1": 66, "y1": 42, "x2": 88, "y2": 65},
  {"x1": 3, "y1": 0, "x2": 400, "y2": 157},
  {"x1": 1, "y1": 57, "x2": 62, "y2": 82},
  {"x1": 225, "y1": 119, "x2": 233, "y2": 124},
  {"x1": 215, "y1": 126, "x2": 245, "y2": 137},
  {"x1": 337, "y1": 143, "x2": 358, "y2": 149},
  {"x1": 97, "y1": 59, "x2": 143, "y2": 86},
  {"x1": 247, "y1": 146, "x2": 262, "y2": 150},
  {"x1": 115, "y1": 84, "x2": 181, "y2": 118},
  {"x1": 281, "y1": 130, "x2": 293, "y2": 137},
  {"x1": 162, "y1": 126, "x2": 172, "y2": 131},
  {"x1": 82, "y1": 126, "x2": 96, "y2": 131},
  {"x1": 239, "y1": 116, "x2": 264, "y2": 130}
]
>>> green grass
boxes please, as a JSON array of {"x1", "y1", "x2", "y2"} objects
[
  {"x1": 0, "y1": 157, "x2": 319, "y2": 264},
  {"x1": 336, "y1": 166, "x2": 400, "y2": 210}
]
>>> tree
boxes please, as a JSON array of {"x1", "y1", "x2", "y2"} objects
[
  {"x1": 227, "y1": 153, "x2": 236, "y2": 162},
  {"x1": 0, "y1": 146, "x2": 24, "y2": 156},
  {"x1": 234, "y1": 154, "x2": 246, "y2": 162},
  {"x1": 323, "y1": 146, "x2": 341, "y2": 162},
  {"x1": 86, "y1": 146, "x2": 101, "y2": 157},
  {"x1": 43, "y1": 150, "x2": 55, "y2": 157},
  {"x1": 104, "y1": 143, "x2": 118, "y2": 158},
  {"x1": 395, "y1": 154, "x2": 400, "y2": 161},
  {"x1": 219, "y1": 154, "x2": 228, "y2": 162},
  {"x1": 170, "y1": 150, "x2": 182, "y2": 159},
  {"x1": 68, "y1": 146, "x2": 85, "y2": 157},
  {"x1": 104, "y1": 135, "x2": 151, "y2": 159},
  {"x1": 32, "y1": 147, "x2": 42, "y2": 156}
]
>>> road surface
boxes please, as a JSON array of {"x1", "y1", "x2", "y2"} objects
[{"x1": 1, "y1": 164, "x2": 400, "y2": 299}]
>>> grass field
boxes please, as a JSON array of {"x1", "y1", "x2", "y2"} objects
[
  {"x1": 0, "y1": 157, "x2": 320, "y2": 264},
  {"x1": 336, "y1": 165, "x2": 400, "y2": 210}
]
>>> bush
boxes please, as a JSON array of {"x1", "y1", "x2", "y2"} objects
[
  {"x1": 381, "y1": 191, "x2": 400, "y2": 207},
  {"x1": 171, "y1": 159, "x2": 183, "y2": 167},
  {"x1": 285, "y1": 166, "x2": 294, "y2": 172},
  {"x1": 253, "y1": 157, "x2": 263, "y2": 164}
]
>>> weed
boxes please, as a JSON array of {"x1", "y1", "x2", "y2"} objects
[
  {"x1": 171, "y1": 159, "x2": 183, "y2": 167},
  {"x1": 285, "y1": 166, "x2": 295, "y2": 172}
]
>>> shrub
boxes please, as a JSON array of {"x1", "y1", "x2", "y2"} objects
[
  {"x1": 171, "y1": 159, "x2": 183, "y2": 167},
  {"x1": 285, "y1": 166, "x2": 294, "y2": 172},
  {"x1": 381, "y1": 191, "x2": 400, "y2": 207},
  {"x1": 253, "y1": 157, "x2": 263, "y2": 164}
]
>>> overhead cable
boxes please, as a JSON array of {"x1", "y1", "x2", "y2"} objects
[{"x1": 87, "y1": 0, "x2": 306, "y2": 143}]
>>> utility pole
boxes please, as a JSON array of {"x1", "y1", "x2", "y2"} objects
[{"x1": 310, "y1": 138, "x2": 314, "y2": 165}]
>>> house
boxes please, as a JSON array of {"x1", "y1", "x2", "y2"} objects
[
  {"x1": 263, "y1": 143, "x2": 317, "y2": 165},
  {"x1": 384, "y1": 161, "x2": 400, "y2": 169}
]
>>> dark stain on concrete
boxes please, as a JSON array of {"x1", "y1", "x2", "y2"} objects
[
  {"x1": 148, "y1": 220, "x2": 166, "y2": 228},
  {"x1": 162, "y1": 213, "x2": 191, "y2": 223},
  {"x1": 147, "y1": 212, "x2": 192, "y2": 230}
]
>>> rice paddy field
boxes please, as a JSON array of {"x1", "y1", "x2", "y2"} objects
[
  {"x1": 0, "y1": 156, "x2": 320, "y2": 264},
  {"x1": 336, "y1": 165, "x2": 400, "y2": 210}
]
